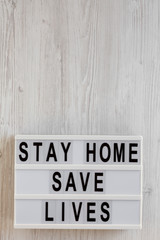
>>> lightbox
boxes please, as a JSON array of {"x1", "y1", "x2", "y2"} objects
[{"x1": 14, "y1": 135, "x2": 142, "y2": 229}]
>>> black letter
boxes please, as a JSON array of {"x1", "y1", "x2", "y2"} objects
[
  {"x1": 101, "y1": 202, "x2": 110, "y2": 222},
  {"x1": 65, "y1": 172, "x2": 76, "y2": 191},
  {"x1": 19, "y1": 142, "x2": 28, "y2": 162},
  {"x1": 33, "y1": 142, "x2": 42, "y2": 162},
  {"x1": 114, "y1": 143, "x2": 125, "y2": 162},
  {"x1": 72, "y1": 202, "x2": 82, "y2": 221},
  {"x1": 45, "y1": 202, "x2": 54, "y2": 221},
  {"x1": 62, "y1": 202, "x2": 65, "y2": 221},
  {"x1": 87, "y1": 202, "x2": 96, "y2": 222},
  {"x1": 61, "y1": 142, "x2": 71, "y2": 161},
  {"x1": 86, "y1": 143, "x2": 96, "y2": 162},
  {"x1": 100, "y1": 143, "x2": 111, "y2": 162},
  {"x1": 94, "y1": 172, "x2": 103, "y2": 192},
  {"x1": 129, "y1": 143, "x2": 138, "y2": 162},
  {"x1": 46, "y1": 143, "x2": 57, "y2": 162},
  {"x1": 52, "y1": 172, "x2": 61, "y2": 191},
  {"x1": 80, "y1": 172, "x2": 90, "y2": 191}
]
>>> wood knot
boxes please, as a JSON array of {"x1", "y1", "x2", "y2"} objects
[
  {"x1": 18, "y1": 86, "x2": 24, "y2": 92},
  {"x1": 143, "y1": 186, "x2": 152, "y2": 195}
]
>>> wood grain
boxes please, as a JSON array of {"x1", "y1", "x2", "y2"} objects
[{"x1": 0, "y1": 0, "x2": 160, "y2": 239}]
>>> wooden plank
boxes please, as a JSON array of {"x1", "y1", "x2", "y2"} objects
[{"x1": 0, "y1": 0, "x2": 159, "y2": 239}]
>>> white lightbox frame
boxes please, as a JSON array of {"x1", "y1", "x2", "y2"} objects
[{"x1": 14, "y1": 135, "x2": 143, "y2": 229}]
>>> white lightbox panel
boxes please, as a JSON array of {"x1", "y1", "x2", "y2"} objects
[
  {"x1": 16, "y1": 169, "x2": 141, "y2": 195},
  {"x1": 15, "y1": 199, "x2": 140, "y2": 226},
  {"x1": 15, "y1": 136, "x2": 141, "y2": 165}
]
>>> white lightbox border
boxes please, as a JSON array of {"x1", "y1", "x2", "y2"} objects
[{"x1": 14, "y1": 135, "x2": 143, "y2": 230}]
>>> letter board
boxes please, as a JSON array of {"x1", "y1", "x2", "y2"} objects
[{"x1": 14, "y1": 135, "x2": 143, "y2": 229}]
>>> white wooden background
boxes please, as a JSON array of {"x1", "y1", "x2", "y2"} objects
[{"x1": 0, "y1": 0, "x2": 159, "y2": 239}]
